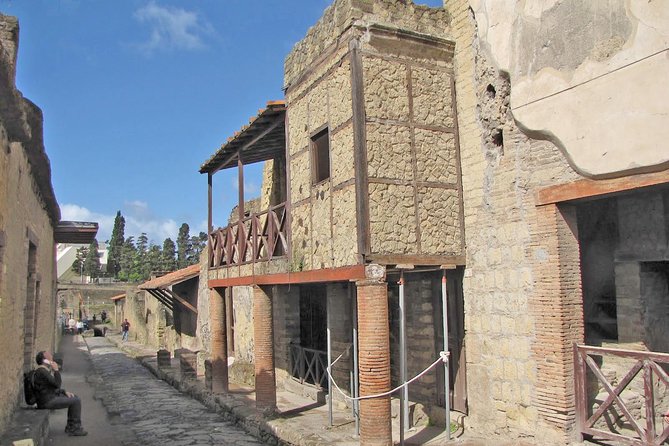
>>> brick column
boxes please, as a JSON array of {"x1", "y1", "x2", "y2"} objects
[
  {"x1": 530, "y1": 203, "x2": 583, "y2": 440},
  {"x1": 253, "y1": 285, "x2": 276, "y2": 412},
  {"x1": 210, "y1": 287, "x2": 228, "y2": 393},
  {"x1": 356, "y1": 264, "x2": 392, "y2": 446}
]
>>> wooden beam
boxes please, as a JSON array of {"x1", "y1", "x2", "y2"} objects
[
  {"x1": 208, "y1": 264, "x2": 367, "y2": 288},
  {"x1": 366, "y1": 254, "x2": 466, "y2": 266},
  {"x1": 210, "y1": 115, "x2": 285, "y2": 174},
  {"x1": 349, "y1": 39, "x2": 371, "y2": 258},
  {"x1": 163, "y1": 288, "x2": 198, "y2": 314},
  {"x1": 208, "y1": 172, "x2": 213, "y2": 235},
  {"x1": 536, "y1": 169, "x2": 669, "y2": 206},
  {"x1": 147, "y1": 289, "x2": 173, "y2": 311}
]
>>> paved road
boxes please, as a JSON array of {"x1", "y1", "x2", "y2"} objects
[{"x1": 83, "y1": 337, "x2": 266, "y2": 446}]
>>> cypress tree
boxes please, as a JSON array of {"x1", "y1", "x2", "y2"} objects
[
  {"x1": 107, "y1": 211, "x2": 125, "y2": 277},
  {"x1": 83, "y1": 239, "x2": 101, "y2": 278},
  {"x1": 176, "y1": 223, "x2": 191, "y2": 269},
  {"x1": 161, "y1": 238, "x2": 177, "y2": 272}
]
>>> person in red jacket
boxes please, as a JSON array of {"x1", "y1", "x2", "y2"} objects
[{"x1": 33, "y1": 351, "x2": 87, "y2": 436}]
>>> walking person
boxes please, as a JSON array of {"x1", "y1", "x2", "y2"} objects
[
  {"x1": 121, "y1": 319, "x2": 130, "y2": 341},
  {"x1": 33, "y1": 351, "x2": 88, "y2": 436}
]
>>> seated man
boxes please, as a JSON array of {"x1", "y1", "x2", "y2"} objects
[{"x1": 33, "y1": 351, "x2": 87, "y2": 436}]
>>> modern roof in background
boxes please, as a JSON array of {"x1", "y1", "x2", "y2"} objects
[
  {"x1": 54, "y1": 221, "x2": 99, "y2": 244},
  {"x1": 199, "y1": 101, "x2": 286, "y2": 174}
]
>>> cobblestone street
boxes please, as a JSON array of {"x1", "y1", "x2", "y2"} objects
[{"x1": 85, "y1": 337, "x2": 266, "y2": 446}]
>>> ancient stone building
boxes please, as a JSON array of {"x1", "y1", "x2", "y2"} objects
[
  {"x1": 446, "y1": 0, "x2": 669, "y2": 444},
  {"x1": 197, "y1": 1, "x2": 669, "y2": 445},
  {"x1": 0, "y1": 14, "x2": 97, "y2": 433}
]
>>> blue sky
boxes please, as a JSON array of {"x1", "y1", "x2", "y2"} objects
[{"x1": 2, "y1": 0, "x2": 442, "y2": 245}]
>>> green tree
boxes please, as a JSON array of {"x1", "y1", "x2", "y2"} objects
[
  {"x1": 161, "y1": 238, "x2": 177, "y2": 272},
  {"x1": 189, "y1": 231, "x2": 208, "y2": 264},
  {"x1": 146, "y1": 244, "x2": 162, "y2": 279},
  {"x1": 83, "y1": 239, "x2": 102, "y2": 278},
  {"x1": 70, "y1": 246, "x2": 89, "y2": 276},
  {"x1": 118, "y1": 236, "x2": 136, "y2": 281},
  {"x1": 176, "y1": 223, "x2": 192, "y2": 269},
  {"x1": 107, "y1": 211, "x2": 125, "y2": 277}
]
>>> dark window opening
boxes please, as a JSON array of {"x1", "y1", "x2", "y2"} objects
[
  {"x1": 311, "y1": 127, "x2": 330, "y2": 184},
  {"x1": 486, "y1": 84, "x2": 496, "y2": 99},
  {"x1": 492, "y1": 128, "x2": 503, "y2": 147}
]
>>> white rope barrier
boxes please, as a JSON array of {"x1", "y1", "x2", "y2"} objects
[{"x1": 327, "y1": 351, "x2": 449, "y2": 402}]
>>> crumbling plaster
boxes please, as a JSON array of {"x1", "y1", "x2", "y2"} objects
[{"x1": 469, "y1": 0, "x2": 669, "y2": 177}]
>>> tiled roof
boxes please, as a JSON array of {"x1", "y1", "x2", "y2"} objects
[{"x1": 138, "y1": 264, "x2": 201, "y2": 290}]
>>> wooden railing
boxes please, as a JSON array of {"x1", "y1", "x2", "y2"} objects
[
  {"x1": 208, "y1": 202, "x2": 287, "y2": 268},
  {"x1": 290, "y1": 343, "x2": 328, "y2": 389},
  {"x1": 574, "y1": 344, "x2": 669, "y2": 445}
]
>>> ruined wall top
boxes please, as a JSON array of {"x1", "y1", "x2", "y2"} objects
[
  {"x1": 0, "y1": 13, "x2": 60, "y2": 223},
  {"x1": 284, "y1": 0, "x2": 451, "y2": 89}
]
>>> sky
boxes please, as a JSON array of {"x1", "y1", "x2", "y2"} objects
[{"x1": 1, "y1": 0, "x2": 443, "y2": 246}]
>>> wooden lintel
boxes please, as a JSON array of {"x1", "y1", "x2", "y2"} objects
[
  {"x1": 162, "y1": 288, "x2": 198, "y2": 314},
  {"x1": 208, "y1": 264, "x2": 367, "y2": 288},
  {"x1": 440, "y1": 264, "x2": 458, "y2": 270},
  {"x1": 536, "y1": 169, "x2": 669, "y2": 206},
  {"x1": 367, "y1": 254, "x2": 466, "y2": 266},
  {"x1": 396, "y1": 264, "x2": 414, "y2": 269}
]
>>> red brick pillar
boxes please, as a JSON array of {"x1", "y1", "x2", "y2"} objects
[
  {"x1": 530, "y1": 203, "x2": 583, "y2": 440},
  {"x1": 210, "y1": 287, "x2": 228, "y2": 393},
  {"x1": 253, "y1": 285, "x2": 276, "y2": 412},
  {"x1": 357, "y1": 264, "x2": 392, "y2": 446}
]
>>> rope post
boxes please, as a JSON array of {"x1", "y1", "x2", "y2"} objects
[
  {"x1": 442, "y1": 269, "x2": 451, "y2": 440},
  {"x1": 327, "y1": 291, "x2": 333, "y2": 427}
]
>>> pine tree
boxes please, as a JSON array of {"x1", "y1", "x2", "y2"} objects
[
  {"x1": 107, "y1": 211, "x2": 125, "y2": 277},
  {"x1": 161, "y1": 238, "x2": 177, "y2": 272},
  {"x1": 83, "y1": 239, "x2": 102, "y2": 278},
  {"x1": 176, "y1": 223, "x2": 192, "y2": 269}
]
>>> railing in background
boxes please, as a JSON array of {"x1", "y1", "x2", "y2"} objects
[
  {"x1": 208, "y1": 202, "x2": 287, "y2": 268},
  {"x1": 574, "y1": 344, "x2": 669, "y2": 446},
  {"x1": 290, "y1": 343, "x2": 328, "y2": 390}
]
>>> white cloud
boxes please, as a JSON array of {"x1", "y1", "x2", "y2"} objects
[
  {"x1": 61, "y1": 202, "x2": 180, "y2": 244},
  {"x1": 230, "y1": 178, "x2": 261, "y2": 198},
  {"x1": 133, "y1": 2, "x2": 213, "y2": 53}
]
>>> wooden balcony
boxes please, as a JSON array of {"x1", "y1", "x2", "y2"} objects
[{"x1": 208, "y1": 202, "x2": 287, "y2": 268}]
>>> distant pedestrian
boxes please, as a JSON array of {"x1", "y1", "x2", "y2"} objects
[
  {"x1": 76, "y1": 320, "x2": 83, "y2": 335},
  {"x1": 101, "y1": 310, "x2": 107, "y2": 323},
  {"x1": 121, "y1": 319, "x2": 130, "y2": 341},
  {"x1": 68, "y1": 317, "x2": 76, "y2": 335}
]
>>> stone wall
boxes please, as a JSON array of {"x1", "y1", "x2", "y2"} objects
[
  {"x1": 468, "y1": 0, "x2": 669, "y2": 177},
  {"x1": 231, "y1": 285, "x2": 255, "y2": 364},
  {"x1": 446, "y1": 0, "x2": 586, "y2": 443},
  {"x1": 272, "y1": 285, "x2": 299, "y2": 386},
  {"x1": 388, "y1": 273, "x2": 439, "y2": 407},
  {"x1": 285, "y1": 0, "x2": 461, "y2": 267},
  {"x1": 0, "y1": 13, "x2": 60, "y2": 433},
  {"x1": 360, "y1": 30, "x2": 462, "y2": 257},
  {"x1": 286, "y1": 39, "x2": 357, "y2": 271}
]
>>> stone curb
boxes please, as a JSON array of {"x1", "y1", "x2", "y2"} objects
[{"x1": 0, "y1": 406, "x2": 49, "y2": 446}]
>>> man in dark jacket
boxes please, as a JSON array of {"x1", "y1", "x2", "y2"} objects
[{"x1": 33, "y1": 351, "x2": 87, "y2": 436}]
